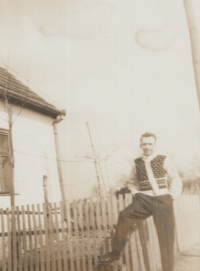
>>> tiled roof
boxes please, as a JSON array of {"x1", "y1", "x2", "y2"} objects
[{"x1": 0, "y1": 67, "x2": 65, "y2": 119}]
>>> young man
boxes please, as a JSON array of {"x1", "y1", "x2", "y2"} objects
[{"x1": 99, "y1": 133, "x2": 182, "y2": 271}]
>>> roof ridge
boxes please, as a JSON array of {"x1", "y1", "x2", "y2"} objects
[{"x1": 0, "y1": 66, "x2": 65, "y2": 119}]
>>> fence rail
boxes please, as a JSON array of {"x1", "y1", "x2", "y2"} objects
[{"x1": 0, "y1": 195, "x2": 199, "y2": 271}]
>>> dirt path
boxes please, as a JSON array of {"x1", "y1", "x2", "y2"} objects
[
  {"x1": 175, "y1": 243, "x2": 200, "y2": 271},
  {"x1": 175, "y1": 255, "x2": 200, "y2": 271}
]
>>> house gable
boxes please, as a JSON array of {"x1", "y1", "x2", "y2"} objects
[{"x1": 0, "y1": 67, "x2": 65, "y2": 119}]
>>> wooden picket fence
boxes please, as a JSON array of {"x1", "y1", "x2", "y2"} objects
[{"x1": 0, "y1": 194, "x2": 199, "y2": 271}]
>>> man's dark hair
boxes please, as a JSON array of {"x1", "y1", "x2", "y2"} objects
[{"x1": 140, "y1": 132, "x2": 157, "y2": 142}]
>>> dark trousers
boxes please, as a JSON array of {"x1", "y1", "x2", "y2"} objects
[{"x1": 113, "y1": 193, "x2": 175, "y2": 271}]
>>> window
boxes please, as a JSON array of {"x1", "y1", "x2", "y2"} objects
[{"x1": 0, "y1": 129, "x2": 12, "y2": 193}]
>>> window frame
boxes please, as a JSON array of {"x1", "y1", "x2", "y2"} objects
[{"x1": 0, "y1": 128, "x2": 12, "y2": 195}]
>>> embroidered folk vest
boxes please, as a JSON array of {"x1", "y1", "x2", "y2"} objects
[{"x1": 134, "y1": 155, "x2": 168, "y2": 191}]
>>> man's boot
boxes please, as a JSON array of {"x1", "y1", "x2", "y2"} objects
[{"x1": 98, "y1": 250, "x2": 121, "y2": 265}]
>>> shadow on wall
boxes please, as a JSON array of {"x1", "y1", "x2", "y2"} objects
[{"x1": 134, "y1": 16, "x2": 183, "y2": 51}]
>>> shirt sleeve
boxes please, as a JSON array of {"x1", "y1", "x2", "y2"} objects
[
  {"x1": 129, "y1": 162, "x2": 139, "y2": 195},
  {"x1": 163, "y1": 157, "x2": 182, "y2": 200}
]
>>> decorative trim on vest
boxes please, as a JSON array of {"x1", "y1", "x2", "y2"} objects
[
  {"x1": 135, "y1": 155, "x2": 167, "y2": 191},
  {"x1": 150, "y1": 156, "x2": 166, "y2": 178}
]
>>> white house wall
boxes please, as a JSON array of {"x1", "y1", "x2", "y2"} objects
[{"x1": 0, "y1": 103, "x2": 62, "y2": 208}]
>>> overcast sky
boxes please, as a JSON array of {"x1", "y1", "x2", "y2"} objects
[{"x1": 0, "y1": 0, "x2": 200, "y2": 200}]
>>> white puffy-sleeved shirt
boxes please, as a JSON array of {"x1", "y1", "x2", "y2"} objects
[{"x1": 129, "y1": 152, "x2": 182, "y2": 200}]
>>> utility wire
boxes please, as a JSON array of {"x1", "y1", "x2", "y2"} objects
[
  {"x1": 13, "y1": 149, "x2": 91, "y2": 163},
  {"x1": 13, "y1": 179, "x2": 91, "y2": 187}
]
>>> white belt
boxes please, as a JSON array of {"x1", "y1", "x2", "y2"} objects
[{"x1": 137, "y1": 188, "x2": 169, "y2": 197}]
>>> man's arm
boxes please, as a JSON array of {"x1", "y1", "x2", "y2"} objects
[
  {"x1": 164, "y1": 157, "x2": 182, "y2": 200},
  {"x1": 129, "y1": 163, "x2": 139, "y2": 196}
]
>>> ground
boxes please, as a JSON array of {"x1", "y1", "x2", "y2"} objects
[
  {"x1": 94, "y1": 243, "x2": 200, "y2": 271},
  {"x1": 175, "y1": 243, "x2": 200, "y2": 271}
]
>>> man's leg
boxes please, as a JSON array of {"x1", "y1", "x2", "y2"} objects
[
  {"x1": 100, "y1": 193, "x2": 152, "y2": 264},
  {"x1": 152, "y1": 194, "x2": 175, "y2": 271}
]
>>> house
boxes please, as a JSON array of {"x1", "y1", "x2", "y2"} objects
[{"x1": 0, "y1": 67, "x2": 65, "y2": 208}]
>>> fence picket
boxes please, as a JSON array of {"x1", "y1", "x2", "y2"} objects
[
  {"x1": 135, "y1": 228, "x2": 146, "y2": 271},
  {"x1": 125, "y1": 194, "x2": 134, "y2": 271},
  {"x1": 1, "y1": 209, "x2": 6, "y2": 271},
  {"x1": 21, "y1": 206, "x2": 28, "y2": 271},
  {"x1": 117, "y1": 195, "x2": 129, "y2": 270},
  {"x1": 138, "y1": 221, "x2": 151, "y2": 271},
  {"x1": 48, "y1": 203, "x2": 56, "y2": 271},
  {"x1": 37, "y1": 204, "x2": 45, "y2": 271},
  {"x1": 32, "y1": 204, "x2": 40, "y2": 271},
  {"x1": 101, "y1": 197, "x2": 109, "y2": 255},
  {"x1": 112, "y1": 195, "x2": 118, "y2": 226},
  {"x1": 84, "y1": 199, "x2": 92, "y2": 271},
  {"x1": 110, "y1": 195, "x2": 119, "y2": 271},
  {"x1": 106, "y1": 196, "x2": 114, "y2": 253},
  {"x1": 77, "y1": 200, "x2": 86, "y2": 271},
  {"x1": 66, "y1": 200, "x2": 75, "y2": 271},
  {"x1": 27, "y1": 205, "x2": 34, "y2": 271},
  {"x1": 124, "y1": 232, "x2": 131, "y2": 269},
  {"x1": 77, "y1": 200, "x2": 83, "y2": 229},
  {"x1": 120, "y1": 195, "x2": 132, "y2": 271},
  {"x1": 95, "y1": 197, "x2": 103, "y2": 259},
  {"x1": 89, "y1": 197, "x2": 98, "y2": 266},
  {"x1": 72, "y1": 200, "x2": 81, "y2": 271},
  {"x1": 11, "y1": 206, "x2": 18, "y2": 271},
  {"x1": 53, "y1": 202, "x2": 62, "y2": 271},
  {"x1": 147, "y1": 217, "x2": 161, "y2": 271},
  {"x1": 16, "y1": 206, "x2": 22, "y2": 271},
  {"x1": 43, "y1": 203, "x2": 51, "y2": 271},
  {"x1": 6, "y1": 208, "x2": 12, "y2": 271},
  {"x1": 59, "y1": 202, "x2": 68, "y2": 271},
  {"x1": 129, "y1": 232, "x2": 140, "y2": 271}
]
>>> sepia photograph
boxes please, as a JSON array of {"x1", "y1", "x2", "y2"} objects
[{"x1": 0, "y1": 0, "x2": 200, "y2": 270}]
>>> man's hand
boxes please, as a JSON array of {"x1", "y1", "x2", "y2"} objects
[
  {"x1": 129, "y1": 188, "x2": 138, "y2": 197},
  {"x1": 115, "y1": 187, "x2": 131, "y2": 197}
]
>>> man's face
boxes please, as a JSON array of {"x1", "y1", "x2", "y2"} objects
[{"x1": 140, "y1": 136, "x2": 156, "y2": 157}]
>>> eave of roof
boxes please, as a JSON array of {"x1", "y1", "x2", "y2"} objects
[{"x1": 0, "y1": 67, "x2": 65, "y2": 119}]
